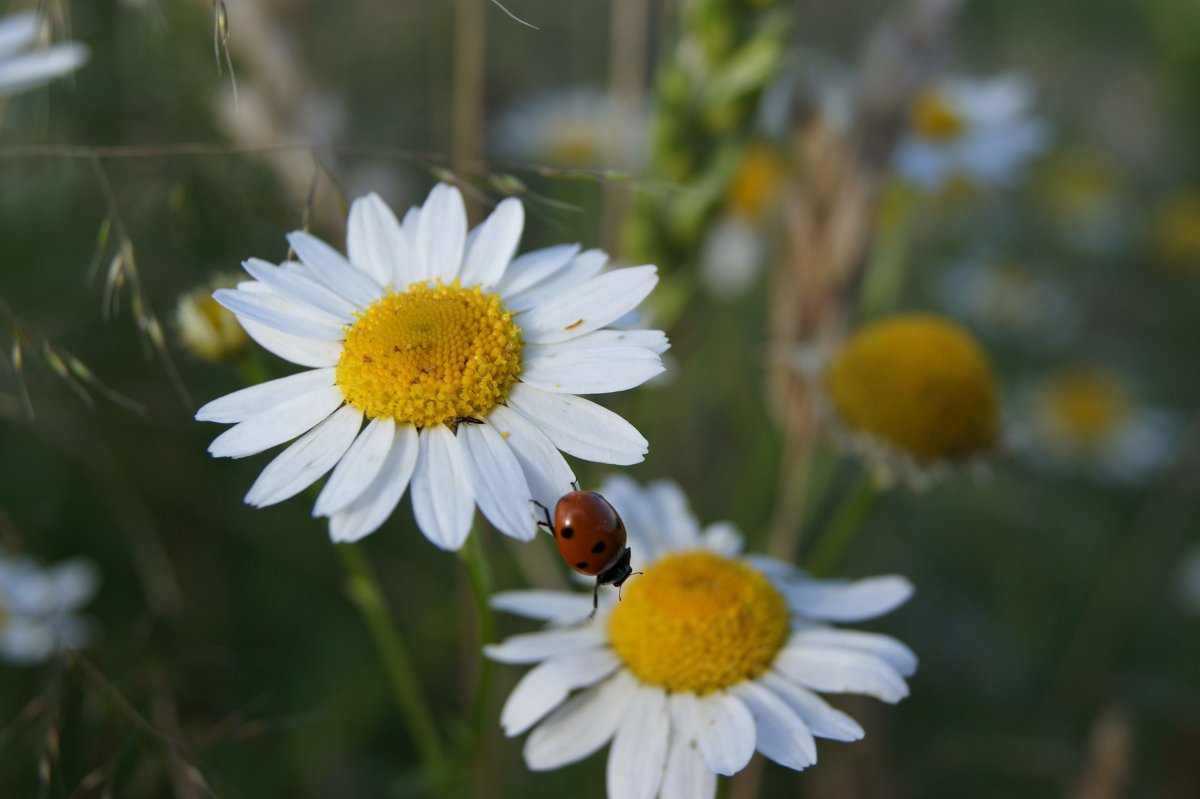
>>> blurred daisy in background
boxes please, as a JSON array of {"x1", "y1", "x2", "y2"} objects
[
  {"x1": 894, "y1": 73, "x2": 1048, "y2": 191},
  {"x1": 938, "y1": 257, "x2": 1080, "y2": 350},
  {"x1": 807, "y1": 313, "x2": 1001, "y2": 487},
  {"x1": 0, "y1": 552, "x2": 98, "y2": 665},
  {"x1": 1150, "y1": 190, "x2": 1200, "y2": 276},
  {"x1": 196, "y1": 183, "x2": 666, "y2": 549},
  {"x1": 1010, "y1": 365, "x2": 1179, "y2": 482},
  {"x1": 493, "y1": 88, "x2": 647, "y2": 169},
  {"x1": 175, "y1": 274, "x2": 250, "y2": 362},
  {"x1": 0, "y1": 11, "x2": 88, "y2": 97},
  {"x1": 487, "y1": 476, "x2": 915, "y2": 797},
  {"x1": 1034, "y1": 150, "x2": 1127, "y2": 254},
  {"x1": 700, "y1": 142, "x2": 787, "y2": 298}
]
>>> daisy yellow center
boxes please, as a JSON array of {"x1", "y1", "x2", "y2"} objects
[
  {"x1": 913, "y1": 89, "x2": 965, "y2": 141},
  {"x1": 728, "y1": 145, "x2": 785, "y2": 220},
  {"x1": 1035, "y1": 369, "x2": 1131, "y2": 447},
  {"x1": 607, "y1": 551, "x2": 789, "y2": 695},
  {"x1": 335, "y1": 280, "x2": 522, "y2": 427},
  {"x1": 826, "y1": 313, "x2": 1000, "y2": 462}
]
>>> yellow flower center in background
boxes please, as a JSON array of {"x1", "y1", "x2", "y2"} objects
[
  {"x1": 546, "y1": 122, "x2": 602, "y2": 167},
  {"x1": 912, "y1": 89, "x2": 965, "y2": 141},
  {"x1": 175, "y1": 278, "x2": 250, "y2": 362},
  {"x1": 336, "y1": 281, "x2": 522, "y2": 427},
  {"x1": 727, "y1": 144, "x2": 786, "y2": 221},
  {"x1": 608, "y1": 551, "x2": 789, "y2": 695},
  {"x1": 1152, "y1": 192, "x2": 1200, "y2": 273},
  {"x1": 1034, "y1": 368, "x2": 1131, "y2": 447},
  {"x1": 826, "y1": 313, "x2": 1000, "y2": 462}
]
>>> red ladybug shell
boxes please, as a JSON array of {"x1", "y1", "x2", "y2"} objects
[{"x1": 552, "y1": 491, "x2": 626, "y2": 576}]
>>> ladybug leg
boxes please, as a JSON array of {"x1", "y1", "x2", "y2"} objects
[
  {"x1": 570, "y1": 480, "x2": 580, "y2": 491},
  {"x1": 588, "y1": 579, "x2": 600, "y2": 621},
  {"x1": 530, "y1": 499, "x2": 552, "y2": 532}
]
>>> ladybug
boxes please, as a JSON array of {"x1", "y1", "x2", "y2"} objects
[{"x1": 535, "y1": 484, "x2": 634, "y2": 617}]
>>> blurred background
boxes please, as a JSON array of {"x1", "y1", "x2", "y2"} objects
[{"x1": 1, "y1": 0, "x2": 1199, "y2": 796}]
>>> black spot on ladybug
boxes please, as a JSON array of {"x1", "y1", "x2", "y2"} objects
[
  {"x1": 591, "y1": 541, "x2": 606, "y2": 554},
  {"x1": 561, "y1": 526, "x2": 574, "y2": 539},
  {"x1": 575, "y1": 561, "x2": 588, "y2": 570}
]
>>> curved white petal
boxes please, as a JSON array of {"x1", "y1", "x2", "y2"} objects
[
  {"x1": 774, "y1": 646, "x2": 909, "y2": 704},
  {"x1": 524, "y1": 670, "x2": 637, "y2": 771},
  {"x1": 761, "y1": 671, "x2": 864, "y2": 742},
  {"x1": 518, "y1": 265, "x2": 658, "y2": 344},
  {"x1": 500, "y1": 649, "x2": 621, "y2": 736},
  {"x1": 787, "y1": 628, "x2": 918, "y2": 677},
  {"x1": 207, "y1": 386, "x2": 345, "y2": 458},
  {"x1": 490, "y1": 590, "x2": 595, "y2": 625},
  {"x1": 328, "y1": 425, "x2": 420, "y2": 543},
  {"x1": 461, "y1": 423, "x2": 538, "y2": 541},
  {"x1": 347, "y1": 193, "x2": 414, "y2": 287},
  {"x1": 783, "y1": 575, "x2": 914, "y2": 622},
  {"x1": 644, "y1": 480, "x2": 703, "y2": 553},
  {"x1": 415, "y1": 183, "x2": 467, "y2": 283},
  {"x1": 507, "y1": 384, "x2": 647, "y2": 465},
  {"x1": 196, "y1": 368, "x2": 336, "y2": 423},
  {"x1": 314, "y1": 416, "x2": 396, "y2": 516},
  {"x1": 484, "y1": 626, "x2": 606, "y2": 664},
  {"x1": 520, "y1": 346, "x2": 664, "y2": 394},
  {"x1": 240, "y1": 258, "x2": 357, "y2": 320},
  {"x1": 215, "y1": 288, "x2": 346, "y2": 341},
  {"x1": 244, "y1": 405, "x2": 363, "y2": 507},
  {"x1": 504, "y1": 249, "x2": 608, "y2": 312},
  {"x1": 460, "y1": 197, "x2": 524, "y2": 289},
  {"x1": 239, "y1": 317, "x2": 342, "y2": 367},
  {"x1": 732, "y1": 680, "x2": 816, "y2": 770},
  {"x1": 286, "y1": 231, "x2": 385, "y2": 308},
  {"x1": 605, "y1": 684, "x2": 669, "y2": 799},
  {"x1": 661, "y1": 694, "x2": 718, "y2": 799},
  {"x1": 700, "y1": 522, "x2": 744, "y2": 558},
  {"x1": 496, "y1": 244, "x2": 580, "y2": 298},
  {"x1": 0, "y1": 12, "x2": 39, "y2": 59},
  {"x1": 410, "y1": 425, "x2": 475, "y2": 550},
  {"x1": 0, "y1": 42, "x2": 88, "y2": 95},
  {"x1": 483, "y1": 405, "x2": 576, "y2": 513},
  {"x1": 691, "y1": 691, "x2": 756, "y2": 776},
  {"x1": 542, "y1": 328, "x2": 670, "y2": 355}
]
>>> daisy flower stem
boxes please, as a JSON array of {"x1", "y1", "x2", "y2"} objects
[
  {"x1": 804, "y1": 471, "x2": 880, "y2": 577},
  {"x1": 458, "y1": 529, "x2": 497, "y2": 764},
  {"x1": 336, "y1": 543, "x2": 448, "y2": 786}
]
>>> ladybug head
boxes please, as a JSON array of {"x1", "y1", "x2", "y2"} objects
[{"x1": 597, "y1": 546, "x2": 633, "y2": 589}]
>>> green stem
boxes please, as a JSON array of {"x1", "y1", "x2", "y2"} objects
[
  {"x1": 858, "y1": 180, "x2": 920, "y2": 318},
  {"x1": 458, "y1": 530, "x2": 496, "y2": 766},
  {"x1": 337, "y1": 544, "x2": 447, "y2": 785},
  {"x1": 804, "y1": 471, "x2": 879, "y2": 577}
]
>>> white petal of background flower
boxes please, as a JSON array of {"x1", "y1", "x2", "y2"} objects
[
  {"x1": 489, "y1": 589, "x2": 595, "y2": 625},
  {"x1": 733, "y1": 680, "x2": 817, "y2": 770},
  {"x1": 788, "y1": 628, "x2": 918, "y2": 677},
  {"x1": 783, "y1": 575, "x2": 914, "y2": 622},
  {"x1": 691, "y1": 691, "x2": 757, "y2": 776},
  {"x1": 606, "y1": 683, "x2": 669, "y2": 799},
  {"x1": 483, "y1": 625, "x2": 607, "y2": 664},
  {"x1": 661, "y1": 694, "x2": 717, "y2": 799},
  {"x1": 775, "y1": 646, "x2": 909, "y2": 703},
  {"x1": 501, "y1": 649, "x2": 621, "y2": 736},
  {"x1": 524, "y1": 671, "x2": 637, "y2": 771},
  {"x1": 761, "y1": 671, "x2": 865, "y2": 742},
  {"x1": 0, "y1": 12, "x2": 39, "y2": 58}
]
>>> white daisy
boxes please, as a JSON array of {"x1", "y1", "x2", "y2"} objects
[
  {"x1": 174, "y1": 274, "x2": 250, "y2": 362},
  {"x1": 493, "y1": 88, "x2": 647, "y2": 169},
  {"x1": 893, "y1": 73, "x2": 1047, "y2": 190},
  {"x1": 196, "y1": 184, "x2": 668, "y2": 549},
  {"x1": 487, "y1": 476, "x2": 915, "y2": 797},
  {"x1": 0, "y1": 552, "x2": 98, "y2": 665},
  {"x1": 938, "y1": 257, "x2": 1080, "y2": 350},
  {"x1": 0, "y1": 11, "x2": 88, "y2": 97}
]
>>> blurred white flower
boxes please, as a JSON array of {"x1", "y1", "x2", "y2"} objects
[
  {"x1": 175, "y1": 274, "x2": 251, "y2": 362},
  {"x1": 939, "y1": 258, "x2": 1080, "y2": 349},
  {"x1": 894, "y1": 73, "x2": 1047, "y2": 190},
  {"x1": 487, "y1": 476, "x2": 915, "y2": 797},
  {"x1": 493, "y1": 89, "x2": 646, "y2": 169},
  {"x1": 197, "y1": 184, "x2": 667, "y2": 548},
  {"x1": 0, "y1": 11, "x2": 88, "y2": 97},
  {"x1": 0, "y1": 553, "x2": 98, "y2": 665},
  {"x1": 1010, "y1": 366, "x2": 1179, "y2": 482},
  {"x1": 700, "y1": 144, "x2": 786, "y2": 298}
]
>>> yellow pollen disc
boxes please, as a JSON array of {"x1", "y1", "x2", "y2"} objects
[
  {"x1": 912, "y1": 89, "x2": 965, "y2": 141},
  {"x1": 608, "y1": 551, "x2": 789, "y2": 695},
  {"x1": 727, "y1": 144, "x2": 785, "y2": 220},
  {"x1": 335, "y1": 281, "x2": 522, "y2": 427},
  {"x1": 1034, "y1": 368, "x2": 1131, "y2": 447},
  {"x1": 826, "y1": 313, "x2": 1000, "y2": 462}
]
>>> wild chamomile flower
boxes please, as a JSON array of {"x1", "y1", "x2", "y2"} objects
[
  {"x1": 0, "y1": 11, "x2": 88, "y2": 97},
  {"x1": 487, "y1": 476, "x2": 915, "y2": 797},
  {"x1": 700, "y1": 143, "x2": 787, "y2": 297},
  {"x1": 175, "y1": 274, "x2": 250, "y2": 361},
  {"x1": 894, "y1": 73, "x2": 1047, "y2": 191},
  {"x1": 939, "y1": 258, "x2": 1080, "y2": 350},
  {"x1": 1011, "y1": 366, "x2": 1178, "y2": 483},
  {"x1": 0, "y1": 552, "x2": 98, "y2": 665},
  {"x1": 816, "y1": 313, "x2": 1000, "y2": 486},
  {"x1": 493, "y1": 89, "x2": 646, "y2": 169},
  {"x1": 196, "y1": 184, "x2": 667, "y2": 549}
]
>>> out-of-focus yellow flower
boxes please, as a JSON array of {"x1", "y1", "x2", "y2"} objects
[
  {"x1": 1151, "y1": 191, "x2": 1200, "y2": 274},
  {"x1": 174, "y1": 275, "x2": 249, "y2": 361}
]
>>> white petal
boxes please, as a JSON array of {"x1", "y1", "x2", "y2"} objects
[
  {"x1": 507, "y1": 384, "x2": 648, "y2": 465},
  {"x1": 732, "y1": 681, "x2": 816, "y2": 771},
  {"x1": 460, "y1": 197, "x2": 524, "y2": 288},
  {"x1": 415, "y1": 183, "x2": 468, "y2": 283},
  {"x1": 543, "y1": 328, "x2": 670, "y2": 355},
  {"x1": 483, "y1": 405, "x2": 576, "y2": 512},
  {"x1": 691, "y1": 692, "x2": 757, "y2": 776},
  {"x1": 520, "y1": 346, "x2": 664, "y2": 394},
  {"x1": 606, "y1": 684, "x2": 669, "y2": 799},
  {"x1": 215, "y1": 288, "x2": 346, "y2": 341},
  {"x1": 347, "y1": 193, "x2": 414, "y2": 287},
  {"x1": 196, "y1": 368, "x2": 336, "y2": 423},
  {"x1": 518, "y1": 265, "x2": 658, "y2": 344},
  {"x1": 244, "y1": 405, "x2": 363, "y2": 507},
  {"x1": 410, "y1": 425, "x2": 475, "y2": 550},
  {"x1": 700, "y1": 522, "x2": 744, "y2": 557},
  {"x1": 207, "y1": 386, "x2": 346, "y2": 458},
  {"x1": 314, "y1": 416, "x2": 396, "y2": 516},
  {"x1": 483, "y1": 626, "x2": 606, "y2": 664},
  {"x1": 598, "y1": 474, "x2": 669, "y2": 563},
  {"x1": 0, "y1": 42, "x2": 88, "y2": 95},
  {"x1": 788, "y1": 628, "x2": 918, "y2": 677},
  {"x1": 240, "y1": 258, "x2": 357, "y2": 320},
  {"x1": 287, "y1": 231, "x2": 385, "y2": 308},
  {"x1": 524, "y1": 671, "x2": 637, "y2": 771},
  {"x1": 644, "y1": 480, "x2": 703, "y2": 553},
  {"x1": 328, "y1": 425, "x2": 420, "y2": 543},
  {"x1": 239, "y1": 317, "x2": 342, "y2": 367},
  {"x1": 461, "y1": 423, "x2": 538, "y2": 541},
  {"x1": 761, "y1": 671, "x2": 864, "y2": 742},
  {"x1": 661, "y1": 693, "x2": 718, "y2": 799},
  {"x1": 783, "y1": 575, "x2": 914, "y2": 622},
  {"x1": 496, "y1": 244, "x2": 580, "y2": 298},
  {"x1": 504, "y1": 248, "x2": 609, "y2": 312},
  {"x1": 774, "y1": 646, "x2": 909, "y2": 704},
  {"x1": 0, "y1": 12, "x2": 39, "y2": 59},
  {"x1": 500, "y1": 649, "x2": 620, "y2": 736},
  {"x1": 490, "y1": 590, "x2": 594, "y2": 625}
]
